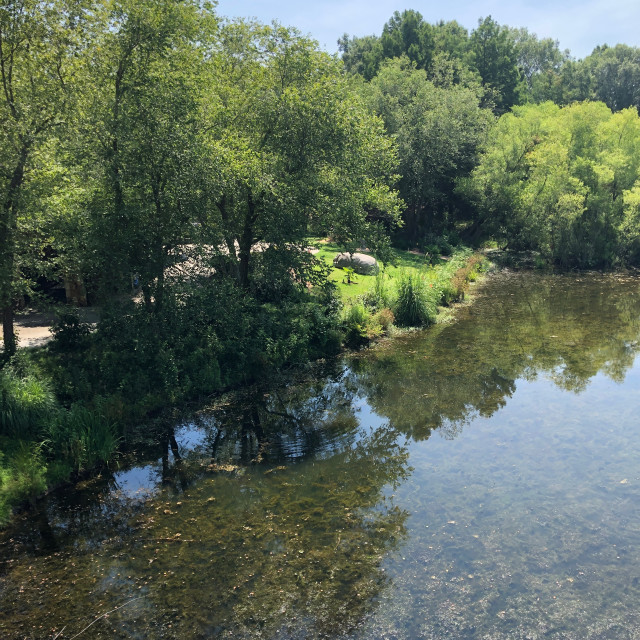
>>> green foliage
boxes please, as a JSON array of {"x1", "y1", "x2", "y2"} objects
[
  {"x1": 49, "y1": 309, "x2": 92, "y2": 352},
  {"x1": 362, "y1": 271, "x2": 393, "y2": 310},
  {"x1": 45, "y1": 405, "x2": 118, "y2": 473},
  {"x1": 362, "y1": 57, "x2": 492, "y2": 242},
  {"x1": 393, "y1": 271, "x2": 437, "y2": 327},
  {"x1": 464, "y1": 101, "x2": 640, "y2": 267},
  {"x1": 0, "y1": 366, "x2": 57, "y2": 439},
  {"x1": 342, "y1": 303, "x2": 373, "y2": 348},
  {"x1": 469, "y1": 16, "x2": 524, "y2": 114},
  {"x1": 342, "y1": 267, "x2": 358, "y2": 285},
  {"x1": 372, "y1": 308, "x2": 395, "y2": 331},
  {"x1": 0, "y1": 443, "x2": 47, "y2": 524}
]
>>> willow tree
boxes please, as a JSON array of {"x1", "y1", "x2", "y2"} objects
[{"x1": 464, "y1": 101, "x2": 640, "y2": 266}]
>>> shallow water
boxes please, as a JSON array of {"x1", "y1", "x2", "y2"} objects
[{"x1": 3, "y1": 272, "x2": 640, "y2": 639}]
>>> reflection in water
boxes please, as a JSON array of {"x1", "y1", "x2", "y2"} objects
[
  {"x1": 2, "y1": 272, "x2": 640, "y2": 639},
  {"x1": 351, "y1": 272, "x2": 640, "y2": 440}
]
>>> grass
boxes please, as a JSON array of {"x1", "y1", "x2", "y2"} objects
[{"x1": 311, "y1": 238, "x2": 485, "y2": 308}]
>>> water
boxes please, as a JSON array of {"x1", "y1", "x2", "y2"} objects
[{"x1": 3, "y1": 272, "x2": 640, "y2": 639}]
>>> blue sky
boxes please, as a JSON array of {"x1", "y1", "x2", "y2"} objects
[{"x1": 215, "y1": 0, "x2": 640, "y2": 60}]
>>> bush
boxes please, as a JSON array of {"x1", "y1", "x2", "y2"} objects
[
  {"x1": 361, "y1": 272, "x2": 392, "y2": 310},
  {"x1": 342, "y1": 303, "x2": 372, "y2": 348},
  {"x1": 50, "y1": 309, "x2": 92, "y2": 352},
  {"x1": 372, "y1": 308, "x2": 395, "y2": 332},
  {"x1": 0, "y1": 443, "x2": 48, "y2": 524},
  {"x1": 393, "y1": 272, "x2": 437, "y2": 327}
]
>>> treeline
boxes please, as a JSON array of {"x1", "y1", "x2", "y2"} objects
[
  {"x1": 340, "y1": 10, "x2": 640, "y2": 114},
  {"x1": 340, "y1": 9, "x2": 640, "y2": 265}
]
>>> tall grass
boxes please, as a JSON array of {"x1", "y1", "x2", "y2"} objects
[
  {"x1": 393, "y1": 272, "x2": 437, "y2": 327},
  {"x1": 0, "y1": 363, "x2": 120, "y2": 524},
  {"x1": 0, "y1": 443, "x2": 48, "y2": 525},
  {"x1": 46, "y1": 405, "x2": 119, "y2": 473},
  {"x1": 0, "y1": 368, "x2": 57, "y2": 438}
]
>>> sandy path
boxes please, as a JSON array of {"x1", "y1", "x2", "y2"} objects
[{"x1": 1, "y1": 309, "x2": 100, "y2": 349}]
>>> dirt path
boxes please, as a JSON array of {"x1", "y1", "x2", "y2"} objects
[{"x1": 1, "y1": 308, "x2": 100, "y2": 349}]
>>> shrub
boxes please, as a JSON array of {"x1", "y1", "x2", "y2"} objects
[
  {"x1": 0, "y1": 443, "x2": 48, "y2": 524},
  {"x1": 361, "y1": 272, "x2": 392, "y2": 310},
  {"x1": 46, "y1": 405, "x2": 119, "y2": 473},
  {"x1": 393, "y1": 272, "x2": 437, "y2": 327},
  {"x1": 342, "y1": 303, "x2": 372, "y2": 348},
  {"x1": 50, "y1": 309, "x2": 92, "y2": 352},
  {"x1": 372, "y1": 308, "x2": 395, "y2": 332}
]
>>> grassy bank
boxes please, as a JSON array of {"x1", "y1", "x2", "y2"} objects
[
  {"x1": 0, "y1": 247, "x2": 486, "y2": 524},
  {"x1": 315, "y1": 241, "x2": 486, "y2": 346}
]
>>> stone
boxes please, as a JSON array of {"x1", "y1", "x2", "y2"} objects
[{"x1": 333, "y1": 252, "x2": 379, "y2": 275}]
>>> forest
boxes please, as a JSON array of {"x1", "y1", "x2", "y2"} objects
[{"x1": 3, "y1": 1, "x2": 640, "y2": 521}]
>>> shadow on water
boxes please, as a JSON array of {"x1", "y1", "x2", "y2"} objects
[{"x1": 3, "y1": 272, "x2": 640, "y2": 638}]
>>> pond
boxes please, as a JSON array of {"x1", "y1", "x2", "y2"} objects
[{"x1": 3, "y1": 271, "x2": 640, "y2": 639}]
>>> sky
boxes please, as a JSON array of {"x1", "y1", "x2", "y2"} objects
[{"x1": 215, "y1": 0, "x2": 640, "y2": 60}]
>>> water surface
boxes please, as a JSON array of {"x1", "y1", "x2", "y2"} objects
[{"x1": 3, "y1": 272, "x2": 640, "y2": 639}]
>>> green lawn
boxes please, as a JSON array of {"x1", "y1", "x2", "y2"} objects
[{"x1": 310, "y1": 239, "x2": 465, "y2": 302}]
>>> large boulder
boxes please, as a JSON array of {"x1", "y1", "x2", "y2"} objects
[{"x1": 333, "y1": 252, "x2": 379, "y2": 275}]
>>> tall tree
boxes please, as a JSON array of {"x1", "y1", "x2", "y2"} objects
[
  {"x1": 363, "y1": 57, "x2": 492, "y2": 243},
  {"x1": 464, "y1": 101, "x2": 640, "y2": 266},
  {"x1": 0, "y1": 0, "x2": 87, "y2": 357},
  {"x1": 205, "y1": 22, "x2": 401, "y2": 294},
  {"x1": 469, "y1": 16, "x2": 523, "y2": 114},
  {"x1": 508, "y1": 27, "x2": 570, "y2": 102},
  {"x1": 75, "y1": 0, "x2": 216, "y2": 308}
]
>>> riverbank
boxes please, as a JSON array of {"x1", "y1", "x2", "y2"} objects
[{"x1": 0, "y1": 247, "x2": 487, "y2": 525}]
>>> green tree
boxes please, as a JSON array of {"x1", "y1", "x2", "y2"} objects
[
  {"x1": 364, "y1": 57, "x2": 492, "y2": 243},
  {"x1": 206, "y1": 22, "x2": 401, "y2": 294},
  {"x1": 464, "y1": 101, "x2": 640, "y2": 266},
  {"x1": 508, "y1": 27, "x2": 570, "y2": 102},
  {"x1": 469, "y1": 16, "x2": 523, "y2": 114},
  {"x1": 75, "y1": 0, "x2": 216, "y2": 309},
  {"x1": 0, "y1": 0, "x2": 88, "y2": 357}
]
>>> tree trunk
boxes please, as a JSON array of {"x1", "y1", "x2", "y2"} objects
[
  {"x1": 238, "y1": 192, "x2": 258, "y2": 290},
  {"x1": 0, "y1": 143, "x2": 29, "y2": 359},
  {"x1": 217, "y1": 196, "x2": 240, "y2": 280},
  {"x1": 2, "y1": 306, "x2": 16, "y2": 358}
]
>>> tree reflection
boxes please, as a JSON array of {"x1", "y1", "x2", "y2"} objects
[
  {"x1": 0, "y1": 364, "x2": 411, "y2": 639},
  {"x1": 349, "y1": 272, "x2": 640, "y2": 440}
]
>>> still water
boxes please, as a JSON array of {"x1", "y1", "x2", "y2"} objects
[{"x1": 3, "y1": 272, "x2": 640, "y2": 639}]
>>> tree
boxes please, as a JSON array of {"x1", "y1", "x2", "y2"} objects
[
  {"x1": 204, "y1": 22, "x2": 402, "y2": 295},
  {"x1": 0, "y1": 0, "x2": 88, "y2": 357},
  {"x1": 74, "y1": 0, "x2": 216, "y2": 309},
  {"x1": 469, "y1": 16, "x2": 523, "y2": 114},
  {"x1": 464, "y1": 101, "x2": 640, "y2": 266},
  {"x1": 340, "y1": 10, "x2": 437, "y2": 81},
  {"x1": 508, "y1": 27, "x2": 570, "y2": 102},
  {"x1": 363, "y1": 57, "x2": 492, "y2": 243},
  {"x1": 338, "y1": 33, "x2": 383, "y2": 81}
]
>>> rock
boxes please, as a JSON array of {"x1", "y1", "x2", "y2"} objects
[{"x1": 333, "y1": 252, "x2": 379, "y2": 275}]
